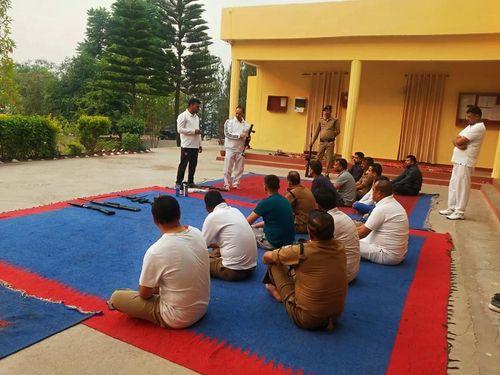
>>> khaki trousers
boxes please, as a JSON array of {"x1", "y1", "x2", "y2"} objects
[
  {"x1": 109, "y1": 289, "x2": 168, "y2": 328},
  {"x1": 209, "y1": 249, "x2": 255, "y2": 281},
  {"x1": 316, "y1": 140, "x2": 335, "y2": 174},
  {"x1": 267, "y1": 264, "x2": 335, "y2": 330}
]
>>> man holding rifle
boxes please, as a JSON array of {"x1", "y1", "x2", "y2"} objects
[
  {"x1": 310, "y1": 105, "x2": 340, "y2": 178},
  {"x1": 223, "y1": 105, "x2": 251, "y2": 190}
]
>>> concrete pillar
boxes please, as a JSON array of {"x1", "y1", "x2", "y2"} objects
[
  {"x1": 341, "y1": 60, "x2": 362, "y2": 160},
  {"x1": 492, "y1": 130, "x2": 500, "y2": 179},
  {"x1": 229, "y1": 59, "x2": 241, "y2": 117}
]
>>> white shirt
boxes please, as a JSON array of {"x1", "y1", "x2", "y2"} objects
[
  {"x1": 328, "y1": 208, "x2": 360, "y2": 283},
  {"x1": 451, "y1": 122, "x2": 486, "y2": 167},
  {"x1": 202, "y1": 203, "x2": 257, "y2": 270},
  {"x1": 364, "y1": 195, "x2": 409, "y2": 261},
  {"x1": 139, "y1": 226, "x2": 210, "y2": 329},
  {"x1": 177, "y1": 109, "x2": 201, "y2": 149},
  {"x1": 224, "y1": 117, "x2": 250, "y2": 152},
  {"x1": 359, "y1": 188, "x2": 374, "y2": 205}
]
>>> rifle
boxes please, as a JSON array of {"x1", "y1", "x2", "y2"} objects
[
  {"x1": 68, "y1": 202, "x2": 115, "y2": 216},
  {"x1": 305, "y1": 142, "x2": 314, "y2": 178},
  {"x1": 197, "y1": 185, "x2": 229, "y2": 192},
  {"x1": 86, "y1": 200, "x2": 141, "y2": 212},
  {"x1": 242, "y1": 124, "x2": 255, "y2": 157},
  {"x1": 305, "y1": 126, "x2": 314, "y2": 177},
  {"x1": 119, "y1": 195, "x2": 152, "y2": 204}
]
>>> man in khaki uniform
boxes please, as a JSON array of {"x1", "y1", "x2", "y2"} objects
[
  {"x1": 262, "y1": 210, "x2": 347, "y2": 330},
  {"x1": 285, "y1": 171, "x2": 317, "y2": 234},
  {"x1": 311, "y1": 105, "x2": 340, "y2": 176}
]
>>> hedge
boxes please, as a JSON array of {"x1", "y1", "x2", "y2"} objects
[
  {"x1": 77, "y1": 115, "x2": 111, "y2": 153},
  {"x1": 0, "y1": 115, "x2": 59, "y2": 160},
  {"x1": 116, "y1": 116, "x2": 145, "y2": 136},
  {"x1": 122, "y1": 133, "x2": 144, "y2": 152}
]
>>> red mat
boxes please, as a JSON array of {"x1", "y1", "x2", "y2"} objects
[
  {"x1": 0, "y1": 187, "x2": 451, "y2": 374},
  {"x1": 210, "y1": 173, "x2": 420, "y2": 215}
]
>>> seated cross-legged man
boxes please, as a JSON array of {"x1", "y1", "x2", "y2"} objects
[
  {"x1": 353, "y1": 175, "x2": 389, "y2": 215},
  {"x1": 247, "y1": 174, "x2": 296, "y2": 250},
  {"x1": 202, "y1": 190, "x2": 257, "y2": 281},
  {"x1": 109, "y1": 196, "x2": 210, "y2": 329},
  {"x1": 310, "y1": 160, "x2": 339, "y2": 197},
  {"x1": 355, "y1": 158, "x2": 377, "y2": 200},
  {"x1": 392, "y1": 155, "x2": 423, "y2": 196},
  {"x1": 332, "y1": 158, "x2": 356, "y2": 207},
  {"x1": 314, "y1": 187, "x2": 360, "y2": 283},
  {"x1": 285, "y1": 170, "x2": 317, "y2": 234},
  {"x1": 262, "y1": 210, "x2": 347, "y2": 330},
  {"x1": 357, "y1": 180, "x2": 409, "y2": 265},
  {"x1": 348, "y1": 151, "x2": 365, "y2": 182}
]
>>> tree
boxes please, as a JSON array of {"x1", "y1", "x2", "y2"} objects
[
  {"x1": 78, "y1": 7, "x2": 111, "y2": 59},
  {"x1": 155, "y1": 0, "x2": 217, "y2": 146},
  {"x1": 15, "y1": 60, "x2": 59, "y2": 115},
  {"x1": 99, "y1": 0, "x2": 174, "y2": 116},
  {"x1": 0, "y1": 0, "x2": 21, "y2": 113}
]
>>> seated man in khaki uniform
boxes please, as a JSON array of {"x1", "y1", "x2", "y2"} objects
[
  {"x1": 285, "y1": 171, "x2": 317, "y2": 233},
  {"x1": 356, "y1": 160, "x2": 380, "y2": 200},
  {"x1": 311, "y1": 105, "x2": 340, "y2": 176},
  {"x1": 262, "y1": 210, "x2": 347, "y2": 330}
]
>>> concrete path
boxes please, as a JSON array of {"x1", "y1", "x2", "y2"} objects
[{"x1": 0, "y1": 144, "x2": 498, "y2": 374}]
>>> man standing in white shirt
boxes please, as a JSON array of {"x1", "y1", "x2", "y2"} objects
[
  {"x1": 202, "y1": 190, "x2": 257, "y2": 281},
  {"x1": 357, "y1": 180, "x2": 409, "y2": 265},
  {"x1": 313, "y1": 187, "x2": 360, "y2": 283},
  {"x1": 223, "y1": 106, "x2": 250, "y2": 190},
  {"x1": 439, "y1": 106, "x2": 486, "y2": 220},
  {"x1": 175, "y1": 98, "x2": 203, "y2": 188},
  {"x1": 109, "y1": 195, "x2": 210, "y2": 329}
]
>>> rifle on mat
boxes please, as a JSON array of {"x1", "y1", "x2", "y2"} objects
[
  {"x1": 68, "y1": 202, "x2": 115, "y2": 216},
  {"x1": 84, "y1": 200, "x2": 141, "y2": 212},
  {"x1": 242, "y1": 124, "x2": 255, "y2": 157},
  {"x1": 119, "y1": 195, "x2": 152, "y2": 204}
]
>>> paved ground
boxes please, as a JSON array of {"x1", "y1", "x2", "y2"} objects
[{"x1": 0, "y1": 144, "x2": 498, "y2": 374}]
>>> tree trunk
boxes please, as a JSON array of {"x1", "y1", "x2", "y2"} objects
[{"x1": 174, "y1": 80, "x2": 181, "y2": 147}]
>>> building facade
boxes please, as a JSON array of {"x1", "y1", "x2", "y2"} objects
[{"x1": 221, "y1": 0, "x2": 500, "y2": 177}]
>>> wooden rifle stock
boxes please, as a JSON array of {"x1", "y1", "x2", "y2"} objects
[{"x1": 305, "y1": 142, "x2": 313, "y2": 177}]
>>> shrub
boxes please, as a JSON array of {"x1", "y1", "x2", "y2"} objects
[
  {"x1": 122, "y1": 133, "x2": 144, "y2": 152},
  {"x1": 67, "y1": 141, "x2": 84, "y2": 156},
  {"x1": 77, "y1": 115, "x2": 111, "y2": 153},
  {"x1": 116, "y1": 116, "x2": 145, "y2": 136},
  {"x1": 95, "y1": 137, "x2": 121, "y2": 152},
  {"x1": 0, "y1": 115, "x2": 60, "y2": 160}
]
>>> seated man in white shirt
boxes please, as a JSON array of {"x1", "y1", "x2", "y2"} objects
[
  {"x1": 357, "y1": 180, "x2": 409, "y2": 265},
  {"x1": 202, "y1": 190, "x2": 257, "y2": 281},
  {"x1": 313, "y1": 187, "x2": 360, "y2": 283},
  {"x1": 353, "y1": 175, "x2": 390, "y2": 215},
  {"x1": 109, "y1": 196, "x2": 210, "y2": 329}
]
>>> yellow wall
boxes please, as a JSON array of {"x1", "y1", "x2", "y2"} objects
[
  {"x1": 222, "y1": 0, "x2": 500, "y2": 41},
  {"x1": 245, "y1": 62, "x2": 349, "y2": 153},
  {"x1": 247, "y1": 61, "x2": 500, "y2": 169}
]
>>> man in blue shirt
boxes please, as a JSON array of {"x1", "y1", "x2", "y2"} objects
[{"x1": 247, "y1": 175, "x2": 296, "y2": 249}]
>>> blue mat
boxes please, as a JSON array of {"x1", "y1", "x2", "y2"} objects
[
  {"x1": 0, "y1": 191, "x2": 426, "y2": 374},
  {"x1": 0, "y1": 285, "x2": 93, "y2": 358}
]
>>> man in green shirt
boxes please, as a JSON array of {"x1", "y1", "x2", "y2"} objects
[{"x1": 247, "y1": 175, "x2": 296, "y2": 249}]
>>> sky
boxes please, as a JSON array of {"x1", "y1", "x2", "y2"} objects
[{"x1": 10, "y1": 0, "x2": 333, "y2": 67}]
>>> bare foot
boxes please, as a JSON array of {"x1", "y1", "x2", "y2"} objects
[{"x1": 265, "y1": 284, "x2": 282, "y2": 302}]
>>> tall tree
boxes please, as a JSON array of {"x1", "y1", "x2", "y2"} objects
[
  {"x1": 15, "y1": 60, "x2": 59, "y2": 115},
  {"x1": 99, "y1": 0, "x2": 174, "y2": 115},
  {"x1": 0, "y1": 0, "x2": 21, "y2": 113},
  {"x1": 155, "y1": 0, "x2": 217, "y2": 145},
  {"x1": 78, "y1": 7, "x2": 111, "y2": 59}
]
